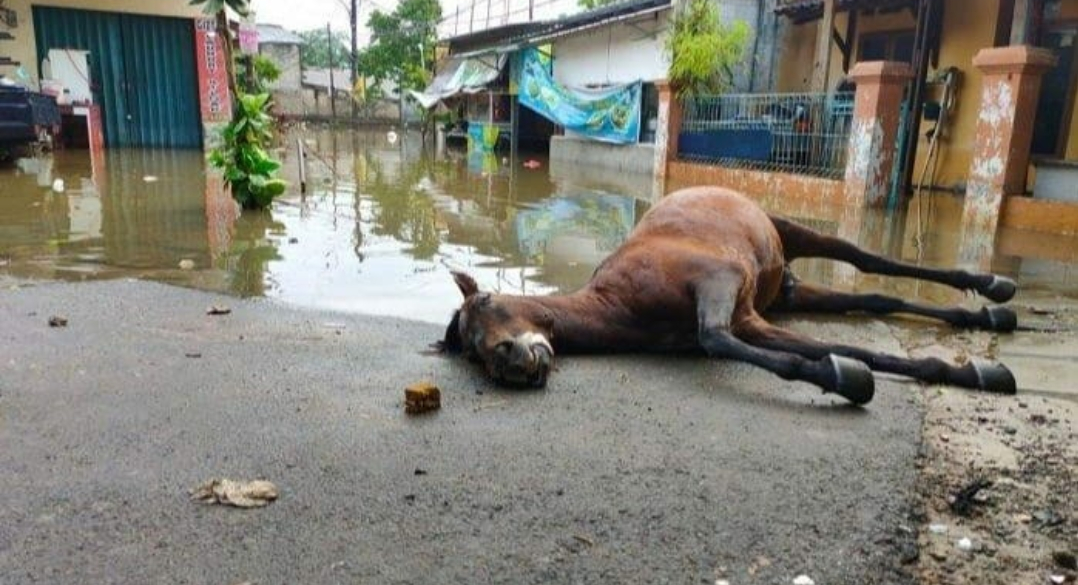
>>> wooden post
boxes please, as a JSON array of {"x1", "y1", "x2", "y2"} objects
[
  {"x1": 1010, "y1": 0, "x2": 1035, "y2": 44},
  {"x1": 296, "y1": 138, "x2": 307, "y2": 195},
  {"x1": 350, "y1": 0, "x2": 358, "y2": 121},
  {"x1": 327, "y1": 23, "x2": 337, "y2": 120},
  {"x1": 811, "y1": 0, "x2": 836, "y2": 92},
  {"x1": 898, "y1": 0, "x2": 939, "y2": 197}
]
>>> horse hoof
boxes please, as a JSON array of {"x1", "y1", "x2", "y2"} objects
[
  {"x1": 825, "y1": 355, "x2": 875, "y2": 406},
  {"x1": 981, "y1": 275, "x2": 1017, "y2": 303},
  {"x1": 980, "y1": 305, "x2": 1017, "y2": 332},
  {"x1": 969, "y1": 359, "x2": 1017, "y2": 395}
]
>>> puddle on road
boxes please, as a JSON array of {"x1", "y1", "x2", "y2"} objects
[{"x1": 2, "y1": 129, "x2": 1077, "y2": 324}]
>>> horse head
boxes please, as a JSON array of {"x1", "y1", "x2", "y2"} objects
[{"x1": 442, "y1": 271, "x2": 554, "y2": 388}]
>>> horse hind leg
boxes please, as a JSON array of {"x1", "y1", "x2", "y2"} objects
[
  {"x1": 769, "y1": 215, "x2": 1016, "y2": 303},
  {"x1": 695, "y1": 274, "x2": 876, "y2": 405},
  {"x1": 771, "y1": 275, "x2": 1017, "y2": 332},
  {"x1": 734, "y1": 314, "x2": 1017, "y2": 395}
]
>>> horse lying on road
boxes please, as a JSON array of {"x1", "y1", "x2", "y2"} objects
[{"x1": 440, "y1": 186, "x2": 1018, "y2": 405}]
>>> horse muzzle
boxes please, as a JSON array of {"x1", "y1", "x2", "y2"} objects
[{"x1": 489, "y1": 338, "x2": 554, "y2": 388}]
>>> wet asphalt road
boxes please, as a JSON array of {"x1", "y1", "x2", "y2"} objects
[{"x1": 0, "y1": 280, "x2": 920, "y2": 584}]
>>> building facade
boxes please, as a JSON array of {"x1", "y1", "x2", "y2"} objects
[{"x1": 0, "y1": 0, "x2": 231, "y2": 149}]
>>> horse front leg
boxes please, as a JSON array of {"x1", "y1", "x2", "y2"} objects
[
  {"x1": 769, "y1": 216, "x2": 1016, "y2": 303},
  {"x1": 734, "y1": 315, "x2": 1017, "y2": 395},
  {"x1": 770, "y1": 273, "x2": 1018, "y2": 332},
  {"x1": 695, "y1": 275, "x2": 876, "y2": 405}
]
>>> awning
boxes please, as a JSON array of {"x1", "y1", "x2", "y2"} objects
[{"x1": 410, "y1": 53, "x2": 508, "y2": 109}]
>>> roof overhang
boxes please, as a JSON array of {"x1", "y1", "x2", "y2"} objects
[
  {"x1": 411, "y1": 53, "x2": 509, "y2": 109},
  {"x1": 775, "y1": 0, "x2": 916, "y2": 24}
]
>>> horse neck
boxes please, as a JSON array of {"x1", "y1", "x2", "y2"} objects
[{"x1": 508, "y1": 289, "x2": 628, "y2": 352}]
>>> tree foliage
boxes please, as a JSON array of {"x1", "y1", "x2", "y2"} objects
[
  {"x1": 665, "y1": 0, "x2": 750, "y2": 97},
  {"x1": 577, "y1": 0, "x2": 619, "y2": 9},
  {"x1": 238, "y1": 54, "x2": 282, "y2": 93},
  {"x1": 297, "y1": 29, "x2": 351, "y2": 69},
  {"x1": 357, "y1": 0, "x2": 440, "y2": 94},
  {"x1": 188, "y1": 0, "x2": 249, "y2": 16}
]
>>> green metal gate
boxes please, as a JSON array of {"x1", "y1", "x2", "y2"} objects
[{"x1": 32, "y1": 6, "x2": 202, "y2": 148}]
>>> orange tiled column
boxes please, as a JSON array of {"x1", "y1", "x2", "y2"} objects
[
  {"x1": 843, "y1": 61, "x2": 913, "y2": 207},
  {"x1": 961, "y1": 46, "x2": 1056, "y2": 236},
  {"x1": 652, "y1": 80, "x2": 682, "y2": 199}
]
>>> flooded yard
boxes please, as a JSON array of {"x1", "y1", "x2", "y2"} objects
[{"x1": 2, "y1": 128, "x2": 1078, "y2": 323}]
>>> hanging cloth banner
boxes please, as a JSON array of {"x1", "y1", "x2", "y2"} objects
[{"x1": 517, "y1": 47, "x2": 641, "y2": 144}]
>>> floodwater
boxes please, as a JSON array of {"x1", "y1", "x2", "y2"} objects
[{"x1": 2, "y1": 129, "x2": 1077, "y2": 324}]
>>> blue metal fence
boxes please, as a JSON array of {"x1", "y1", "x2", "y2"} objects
[{"x1": 678, "y1": 92, "x2": 855, "y2": 179}]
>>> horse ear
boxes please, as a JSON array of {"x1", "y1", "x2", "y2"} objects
[
  {"x1": 439, "y1": 310, "x2": 463, "y2": 353},
  {"x1": 451, "y1": 271, "x2": 479, "y2": 298}
]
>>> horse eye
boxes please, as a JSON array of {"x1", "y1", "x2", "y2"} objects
[{"x1": 494, "y1": 341, "x2": 513, "y2": 356}]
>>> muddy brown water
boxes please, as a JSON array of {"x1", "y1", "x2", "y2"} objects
[{"x1": 2, "y1": 129, "x2": 1077, "y2": 324}]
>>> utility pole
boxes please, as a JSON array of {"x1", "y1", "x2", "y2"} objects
[
  {"x1": 327, "y1": 22, "x2": 337, "y2": 120},
  {"x1": 350, "y1": 0, "x2": 358, "y2": 121}
]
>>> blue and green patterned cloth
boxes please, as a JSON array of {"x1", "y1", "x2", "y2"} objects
[{"x1": 517, "y1": 48, "x2": 642, "y2": 144}]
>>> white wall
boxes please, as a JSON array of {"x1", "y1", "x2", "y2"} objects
[{"x1": 551, "y1": 12, "x2": 670, "y2": 88}]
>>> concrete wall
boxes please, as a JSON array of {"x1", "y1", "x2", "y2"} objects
[
  {"x1": 719, "y1": 0, "x2": 780, "y2": 92},
  {"x1": 552, "y1": 12, "x2": 670, "y2": 87},
  {"x1": 0, "y1": 0, "x2": 202, "y2": 88},
  {"x1": 550, "y1": 135, "x2": 655, "y2": 176},
  {"x1": 295, "y1": 89, "x2": 400, "y2": 121},
  {"x1": 547, "y1": 2, "x2": 780, "y2": 93},
  {"x1": 260, "y1": 44, "x2": 301, "y2": 91},
  {"x1": 666, "y1": 160, "x2": 846, "y2": 207}
]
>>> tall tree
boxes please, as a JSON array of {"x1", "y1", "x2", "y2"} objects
[
  {"x1": 357, "y1": 0, "x2": 440, "y2": 95},
  {"x1": 298, "y1": 28, "x2": 351, "y2": 69}
]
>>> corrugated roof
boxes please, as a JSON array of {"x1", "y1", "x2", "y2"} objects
[
  {"x1": 775, "y1": 0, "x2": 916, "y2": 23},
  {"x1": 257, "y1": 24, "x2": 304, "y2": 46},
  {"x1": 443, "y1": 0, "x2": 671, "y2": 52}
]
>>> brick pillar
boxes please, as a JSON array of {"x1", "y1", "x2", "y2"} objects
[
  {"x1": 961, "y1": 46, "x2": 1056, "y2": 236},
  {"x1": 194, "y1": 17, "x2": 233, "y2": 150},
  {"x1": 652, "y1": 80, "x2": 682, "y2": 199},
  {"x1": 843, "y1": 61, "x2": 913, "y2": 207}
]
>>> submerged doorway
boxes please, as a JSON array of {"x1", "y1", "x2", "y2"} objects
[{"x1": 32, "y1": 6, "x2": 202, "y2": 149}]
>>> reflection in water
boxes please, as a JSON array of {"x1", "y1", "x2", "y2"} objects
[
  {"x1": 1, "y1": 129, "x2": 1077, "y2": 324},
  {"x1": 224, "y1": 210, "x2": 285, "y2": 297}
]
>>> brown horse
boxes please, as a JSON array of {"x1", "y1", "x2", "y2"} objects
[{"x1": 441, "y1": 186, "x2": 1017, "y2": 405}]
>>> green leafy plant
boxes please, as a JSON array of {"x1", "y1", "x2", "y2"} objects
[
  {"x1": 239, "y1": 54, "x2": 282, "y2": 93},
  {"x1": 208, "y1": 93, "x2": 287, "y2": 210},
  {"x1": 190, "y1": 0, "x2": 285, "y2": 211},
  {"x1": 577, "y1": 0, "x2": 619, "y2": 9},
  {"x1": 665, "y1": 0, "x2": 750, "y2": 97}
]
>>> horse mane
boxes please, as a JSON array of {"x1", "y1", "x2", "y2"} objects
[{"x1": 434, "y1": 309, "x2": 463, "y2": 353}]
